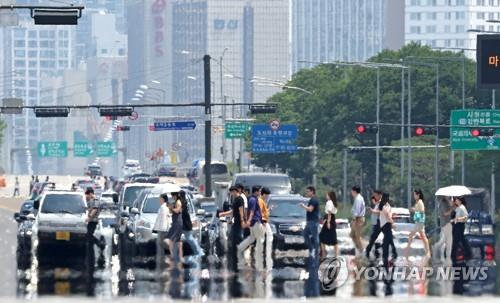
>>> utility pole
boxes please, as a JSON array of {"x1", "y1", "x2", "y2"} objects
[
  {"x1": 343, "y1": 148, "x2": 347, "y2": 203},
  {"x1": 376, "y1": 68, "x2": 380, "y2": 189},
  {"x1": 231, "y1": 99, "x2": 236, "y2": 174},
  {"x1": 407, "y1": 67, "x2": 412, "y2": 209},
  {"x1": 492, "y1": 89, "x2": 496, "y2": 218},
  {"x1": 222, "y1": 96, "x2": 227, "y2": 162},
  {"x1": 312, "y1": 128, "x2": 317, "y2": 188},
  {"x1": 400, "y1": 68, "x2": 406, "y2": 203},
  {"x1": 203, "y1": 55, "x2": 212, "y2": 197}
]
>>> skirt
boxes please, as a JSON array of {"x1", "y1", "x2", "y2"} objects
[{"x1": 319, "y1": 215, "x2": 337, "y2": 245}]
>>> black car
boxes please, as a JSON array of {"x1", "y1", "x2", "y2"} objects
[
  {"x1": 14, "y1": 200, "x2": 36, "y2": 269},
  {"x1": 268, "y1": 195, "x2": 309, "y2": 251}
]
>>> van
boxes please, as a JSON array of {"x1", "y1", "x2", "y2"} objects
[
  {"x1": 188, "y1": 161, "x2": 230, "y2": 196},
  {"x1": 232, "y1": 173, "x2": 292, "y2": 195}
]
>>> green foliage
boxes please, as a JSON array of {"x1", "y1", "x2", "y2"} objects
[{"x1": 253, "y1": 43, "x2": 499, "y2": 205}]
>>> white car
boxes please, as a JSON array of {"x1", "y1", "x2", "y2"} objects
[
  {"x1": 123, "y1": 159, "x2": 142, "y2": 177},
  {"x1": 31, "y1": 190, "x2": 88, "y2": 263}
]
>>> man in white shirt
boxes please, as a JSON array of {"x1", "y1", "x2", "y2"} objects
[{"x1": 350, "y1": 186, "x2": 366, "y2": 255}]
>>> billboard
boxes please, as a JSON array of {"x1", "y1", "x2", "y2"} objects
[{"x1": 477, "y1": 34, "x2": 500, "y2": 89}]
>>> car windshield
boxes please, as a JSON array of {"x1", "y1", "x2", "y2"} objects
[
  {"x1": 41, "y1": 194, "x2": 86, "y2": 214},
  {"x1": 201, "y1": 203, "x2": 217, "y2": 214},
  {"x1": 125, "y1": 163, "x2": 139, "y2": 168},
  {"x1": 393, "y1": 216, "x2": 410, "y2": 224},
  {"x1": 336, "y1": 222, "x2": 350, "y2": 229},
  {"x1": 268, "y1": 199, "x2": 305, "y2": 218},
  {"x1": 142, "y1": 196, "x2": 162, "y2": 213},
  {"x1": 124, "y1": 187, "x2": 148, "y2": 207},
  {"x1": 209, "y1": 163, "x2": 228, "y2": 174},
  {"x1": 236, "y1": 175, "x2": 291, "y2": 192}
]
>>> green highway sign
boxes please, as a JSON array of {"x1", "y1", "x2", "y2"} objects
[
  {"x1": 73, "y1": 141, "x2": 93, "y2": 157},
  {"x1": 96, "y1": 141, "x2": 116, "y2": 157},
  {"x1": 450, "y1": 109, "x2": 500, "y2": 150},
  {"x1": 225, "y1": 121, "x2": 251, "y2": 139},
  {"x1": 37, "y1": 141, "x2": 68, "y2": 158}
]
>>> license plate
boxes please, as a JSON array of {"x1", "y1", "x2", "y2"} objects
[
  {"x1": 56, "y1": 231, "x2": 70, "y2": 241},
  {"x1": 285, "y1": 236, "x2": 304, "y2": 244}
]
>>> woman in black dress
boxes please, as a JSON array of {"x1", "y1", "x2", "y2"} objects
[
  {"x1": 320, "y1": 191, "x2": 338, "y2": 258},
  {"x1": 166, "y1": 192, "x2": 183, "y2": 268}
]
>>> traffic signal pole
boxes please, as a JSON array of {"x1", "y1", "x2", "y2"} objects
[
  {"x1": 204, "y1": 55, "x2": 212, "y2": 197},
  {"x1": 376, "y1": 68, "x2": 380, "y2": 190}
]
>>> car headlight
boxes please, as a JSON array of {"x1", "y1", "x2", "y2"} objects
[
  {"x1": 301, "y1": 222, "x2": 306, "y2": 229},
  {"x1": 270, "y1": 224, "x2": 277, "y2": 234},
  {"x1": 482, "y1": 224, "x2": 494, "y2": 235},
  {"x1": 26, "y1": 230, "x2": 33, "y2": 236},
  {"x1": 466, "y1": 225, "x2": 480, "y2": 235}
]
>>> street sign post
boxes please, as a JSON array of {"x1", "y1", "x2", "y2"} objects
[
  {"x1": 73, "y1": 141, "x2": 93, "y2": 157},
  {"x1": 252, "y1": 124, "x2": 298, "y2": 153},
  {"x1": 450, "y1": 109, "x2": 500, "y2": 150},
  {"x1": 225, "y1": 121, "x2": 251, "y2": 139},
  {"x1": 96, "y1": 141, "x2": 116, "y2": 157},
  {"x1": 37, "y1": 141, "x2": 68, "y2": 158},
  {"x1": 153, "y1": 121, "x2": 196, "y2": 131}
]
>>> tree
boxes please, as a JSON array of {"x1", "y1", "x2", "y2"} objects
[{"x1": 253, "y1": 43, "x2": 498, "y2": 205}]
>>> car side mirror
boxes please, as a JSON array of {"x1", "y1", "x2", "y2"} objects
[
  {"x1": 120, "y1": 211, "x2": 130, "y2": 218},
  {"x1": 27, "y1": 214, "x2": 36, "y2": 221},
  {"x1": 33, "y1": 200, "x2": 40, "y2": 210},
  {"x1": 112, "y1": 193, "x2": 119, "y2": 204},
  {"x1": 196, "y1": 209, "x2": 205, "y2": 216},
  {"x1": 130, "y1": 208, "x2": 140, "y2": 215}
]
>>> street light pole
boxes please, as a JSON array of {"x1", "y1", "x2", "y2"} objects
[
  {"x1": 343, "y1": 148, "x2": 347, "y2": 203},
  {"x1": 203, "y1": 55, "x2": 212, "y2": 197},
  {"x1": 400, "y1": 68, "x2": 406, "y2": 203},
  {"x1": 376, "y1": 68, "x2": 380, "y2": 189},
  {"x1": 220, "y1": 48, "x2": 228, "y2": 163},
  {"x1": 312, "y1": 128, "x2": 317, "y2": 188},
  {"x1": 435, "y1": 64, "x2": 440, "y2": 194},
  {"x1": 407, "y1": 66, "x2": 412, "y2": 209}
]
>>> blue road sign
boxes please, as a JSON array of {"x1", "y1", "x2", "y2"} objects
[
  {"x1": 153, "y1": 121, "x2": 196, "y2": 131},
  {"x1": 252, "y1": 124, "x2": 298, "y2": 153}
]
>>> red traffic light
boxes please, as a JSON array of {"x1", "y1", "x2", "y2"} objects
[
  {"x1": 415, "y1": 127, "x2": 424, "y2": 136},
  {"x1": 471, "y1": 129, "x2": 481, "y2": 137},
  {"x1": 356, "y1": 124, "x2": 366, "y2": 134}
]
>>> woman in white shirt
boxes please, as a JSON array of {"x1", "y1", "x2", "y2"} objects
[
  {"x1": 379, "y1": 193, "x2": 397, "y2": 268},
  {"x1": 153, "y1": 193, "x2": 172, "y2": 269},
  {"x1": 319, "y1": 191, "x2": 338, "y2": 258},
  {"x1": 451, "y1": 196, "x2": 471, "y2": 261}
]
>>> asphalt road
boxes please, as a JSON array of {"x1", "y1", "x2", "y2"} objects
[{"x1": 0, "y1": 207, "x2": 18, "y2": 297}]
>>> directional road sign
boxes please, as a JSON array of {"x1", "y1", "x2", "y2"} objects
[
  {"x1": 252, "y1": 124, "x2": 298, "y2": 154},
  {"x1": 73, "y1": 141, "x2": 93, "y2": 157},
  {"x1": 450, "y1": 109, "x2": 500, "y2": 150},
  {"x1": 225, "y1": 121, "x2": 251, "y2": 139},
  {"x1": 153, "y1": 121, "x2": 196, "y2": 131},
  {"x1": 38, "y1": 141, "x2": 68, "y2": 158},
  {"x1": 96, "y1": 141, "x2": 116, "y2": 157}
]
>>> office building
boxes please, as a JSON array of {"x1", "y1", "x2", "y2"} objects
[{"x1": 292, "y1": 0, "x2": 404, "y2": 73}]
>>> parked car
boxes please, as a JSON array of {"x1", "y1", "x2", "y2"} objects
[
  {"x1": 233, "y1": 173, "x2": 292, "y2": 195},
  {"x1": 335, "y1": 219, "x2": 354, "y2": 255},
  {"x1": 31, "y1": 191, "x2": 88, "y2": 266},
  {"x1": 118, "y1": 183, "x2": 155, "y2": 211},
  {"x1": 14, "y1": 200, "x2": 35, "y2": 269},
  {"x1": 127, "y1": 173, "x2": 159, "y2": 184},
  {"x1": 155, "y1": 163, "x2": 177, "y2": 177}
]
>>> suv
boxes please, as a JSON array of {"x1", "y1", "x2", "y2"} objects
[
  {"x1": 84, "y1": 164, "x2": 102, "y2": 177},
  {"x1": 31, "y1": 191, "x2": 88, "y2": 265},
  {"x1": 119, "y1": 183, "x2": 155, "y2": 211},
  {"x1": 267, "y1": 195, "x2": 309, "y2": 251}
]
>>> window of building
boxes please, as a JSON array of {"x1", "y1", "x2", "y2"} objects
[
  {"x1": 410, "y1": 13, "x2": 421, "y2": 20},
  {"x1": 445, "y1": 25, "x2": 451, "y2": 32},
  {"x1": 29, "y1": 80, "x2": 37, "y2": 87},
  {"x1": 28, "y1": 61, "x2": 37, "y2": 68},
  {"x1": 14, "y1": 50, "x2": 25, "y2": 57},
  {"x1": 40, "y1": 30, "x2": 49, "y2": 38},
  {"x1": 14, "y1": 30, "x2": 25, "y2": 38},
  {"x1": 477, "y1": 12, "x2": 485, "y2": 19},
  {"x1": 427, "y1": 12, "x2": 437, "y2": 20},
  {"x1": 426, "y1": 25, "x2": 437, "y2": 33},
  {"x1": 28, "y1": 31, "x2": 36, "y2": 38},
  {"x1": 428, "y1": 0, "x2": 437, "y2": 5},
  {"x1": 476, "y1": 0, "x2": 485, "y2": 5},
  {"x1": 14, "y1": 60, "x2": 24, "y2": 68},
  {"x1": 410, "y1": 26, "x2": 421, "y2": 34},
  {"x1": 28, "y1": 50, "x2": 37, "y2": 57},
  {"x1": 445, "y1": 12, "x2": 452, "y2": 20},
  {"x1": 456, "y1": 25, "x2": 465, "y2": 32},
  {"x1": 445, "y1": 39, "x2": 452, "y2": 47},
  {"x1": 14, "y1": 40, "x2": 25, "y2": 47},
  {"x1": 477, "y1": 25, "x2": 485, "y2": 31},
  {"x1": 28, "y1": 40, "x2": 37, "y2": 48},
  {"x1": 410, "y1": 0, "x2": 421, "y2": 5}
]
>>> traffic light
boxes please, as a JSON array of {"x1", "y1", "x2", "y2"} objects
[
  {"x1": 116, "y1": 126, "x2": 130, "y2": 131},
  {"x1": 99, "y1": 106, "x2": 133, "y2": 117},
  {"x1": 413, "y1": 126, "x2": 436, "y2": 136},
  {"x1": 34, "y1": 107, "x2": 70, "y2": 117},
  {"x1": 249, "y1": 104, "x2": 277, "y2": 114},
  {"x1": 355, "y1": 123, "x2": 377, "y2": 134},
  {"x1": 470, "y1": 128, "x2": 495, "y2": 137}
]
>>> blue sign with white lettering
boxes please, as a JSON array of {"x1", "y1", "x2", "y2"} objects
[
  {"x1": 153, "y1": 121, "x2": 196, "y2": 131},
  {"x1": 252, "y1": 124, "x2": 298, "y2": 154}
]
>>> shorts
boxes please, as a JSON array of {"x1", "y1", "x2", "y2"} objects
[{"x1": 413, "y1": 222, "x2": 425, "y2": 232}]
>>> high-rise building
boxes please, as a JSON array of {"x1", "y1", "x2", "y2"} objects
[
  {"x1": 405, "y1": 0, "x2": 499, "y2": 59},
  {"x1": 171, "y1": 0, "x2": 290, "y2": 163},
  {"x1": 2, "y1": 21, "x2": 75, "y2": 174},
  {"x1": 291, "y1": 0, "x2": 404, "y2": 73}
]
